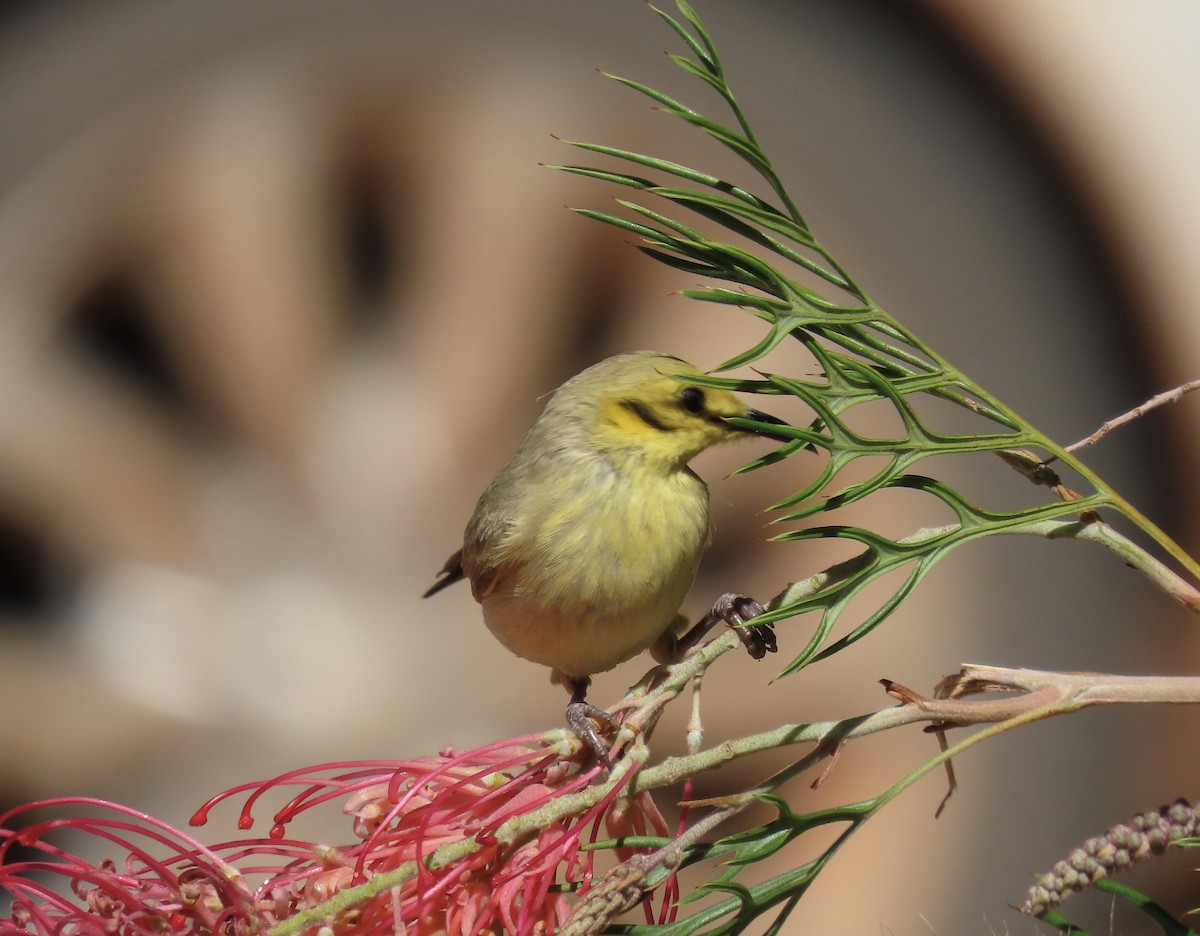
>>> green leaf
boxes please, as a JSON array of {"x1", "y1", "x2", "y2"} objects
[
  {"x1": 679, "y1": 287, "x2": 791, "y2": 316},
  {"x1": 669, "y1": 53, "x2": 726, "y2": 93},
  {"x1": 650, "y1": 2, "x2": 720, "y2": 76},
  {"x1": 555, "y1": 142, "x2": 773, "y2": 209},
  {"x1": 1036, "y1": 912, "x2": 1092, "y2": 935},
  {"x1": 1092, "y1": 880, "x2": 1200, "y2": 936},
  {"x1": 551, "y1": 0, "x2": 1200, "y2": 686},
  {"x1": 542, "y1": 3, "x2": 1200, "y2": 934},
  {"x1": 651, "y1": 187, "x2": 814, "y2": 247},
  {"x1": 604, "y1": 72, "x2": 704, "y2": 120},
  {"x1": 671, "y1": 0, "x2": 725, "y2": 75}
]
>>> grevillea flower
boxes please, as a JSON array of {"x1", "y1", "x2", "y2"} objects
[{"x1": 1, "y1": 732, "x2": 678, "y2": 936}]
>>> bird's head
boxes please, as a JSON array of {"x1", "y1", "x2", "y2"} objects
[{"x1": 554, "y1": 351, "x2": 788, "y2": 469}]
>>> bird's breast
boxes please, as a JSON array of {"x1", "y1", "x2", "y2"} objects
[{"x1": 480, "y1": 462, "x2": 711, "y2": 677}]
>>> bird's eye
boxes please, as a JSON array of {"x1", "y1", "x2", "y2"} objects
[{"x1": 679, "y1": 386, "x2": 706, "y2": 415}]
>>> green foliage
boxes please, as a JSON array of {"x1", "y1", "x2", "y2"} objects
[
  {"x1": 1042, "y1": 880, "x2": 1200, "y2": 936},
  {"x1": 602, "y1": 796, "x2": 866, "y2": 936},
  {"x1": 551, "y1": 0, "x2": 1197, "y2": 682},
  {"x1": 547, "y1": 2, "x2": 1200, "y2": 933}
]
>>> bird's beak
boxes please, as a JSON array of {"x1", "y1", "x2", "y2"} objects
[{"x1": 732, "y1": 408, "x2": 794, "y2": 442}]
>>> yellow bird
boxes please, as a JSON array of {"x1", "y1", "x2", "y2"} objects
[{"x1": 425, "y1": 351, "x2": 787, "y2": 753}]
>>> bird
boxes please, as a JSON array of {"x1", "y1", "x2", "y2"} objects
[{"x1": 424, "y1": 351, "x2": 788, "y2": 756}]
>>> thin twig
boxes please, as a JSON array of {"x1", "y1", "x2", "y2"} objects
[
  {"x1": 271, "y1": 651, "x2": 1200, "y2": 936},
  {"x1": 561, "y1": 803, "x2": 743, "y2": 936},
  {"x1": 1065, "y1": 378, "x2": 1200, "y2": 453},
  {"x1": 273, "y1": 511, "x2": 1200, "y2": 936}
]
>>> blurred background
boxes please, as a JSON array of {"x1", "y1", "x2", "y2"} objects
[{"x1": 1, "y1": 0, "x2": 1198, "y2": 932}]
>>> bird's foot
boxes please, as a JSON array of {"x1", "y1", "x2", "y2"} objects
[
  {"x1": 566, "y1": 699, "x2": 618, "y2": 766},
  {"x1": 711, "y1": 592, "x2": 777, "y2": 660},
  {"x1": 670, "y1": 592, "x2": 777, "y2": 661},
  {"x1": 561, "y1": 675, "x2": 618, "y2": 766}
]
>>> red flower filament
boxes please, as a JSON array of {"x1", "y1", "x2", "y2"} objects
[{"x1": 1, "y1": 734, "x2": 675, "y2": 936}]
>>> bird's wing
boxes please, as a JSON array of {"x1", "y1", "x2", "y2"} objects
[
  {"x1": 461, "y1": 527, "x2": 520, "y2": 602},
  {"x1": 424, "y1": 529, "x2": 519, "y2": 603},
  {"x1": 467, "y1": 559, "x2": 513, "y2": 601}
]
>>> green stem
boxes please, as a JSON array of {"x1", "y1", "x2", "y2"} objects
[
  {"x1": 1073, "y1": 457, "x2": 1200, "y2": 582},
  {"x1": 904, "y1": 331, "x2": 1200, "y2": 585}
]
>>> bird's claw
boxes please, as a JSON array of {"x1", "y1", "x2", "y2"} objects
[
  {"x1": 711, "y1": 592, "x2": 777, "y2": 660},
  {"x1": 565, "y1": 699, "x2": 618, "y2": 766}
]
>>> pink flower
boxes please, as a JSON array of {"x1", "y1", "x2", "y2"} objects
[{"x1": 1, "y1": 733, "x2": 675, "y2": 936}]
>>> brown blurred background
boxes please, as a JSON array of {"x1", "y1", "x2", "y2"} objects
[{"x1": 1, "y1": 1, "x2": 1198, "y2": 932}]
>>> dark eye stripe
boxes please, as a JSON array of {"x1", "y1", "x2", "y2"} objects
[{"x1": 621, "y1": 399, "x2": 675, "y2": 432}]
